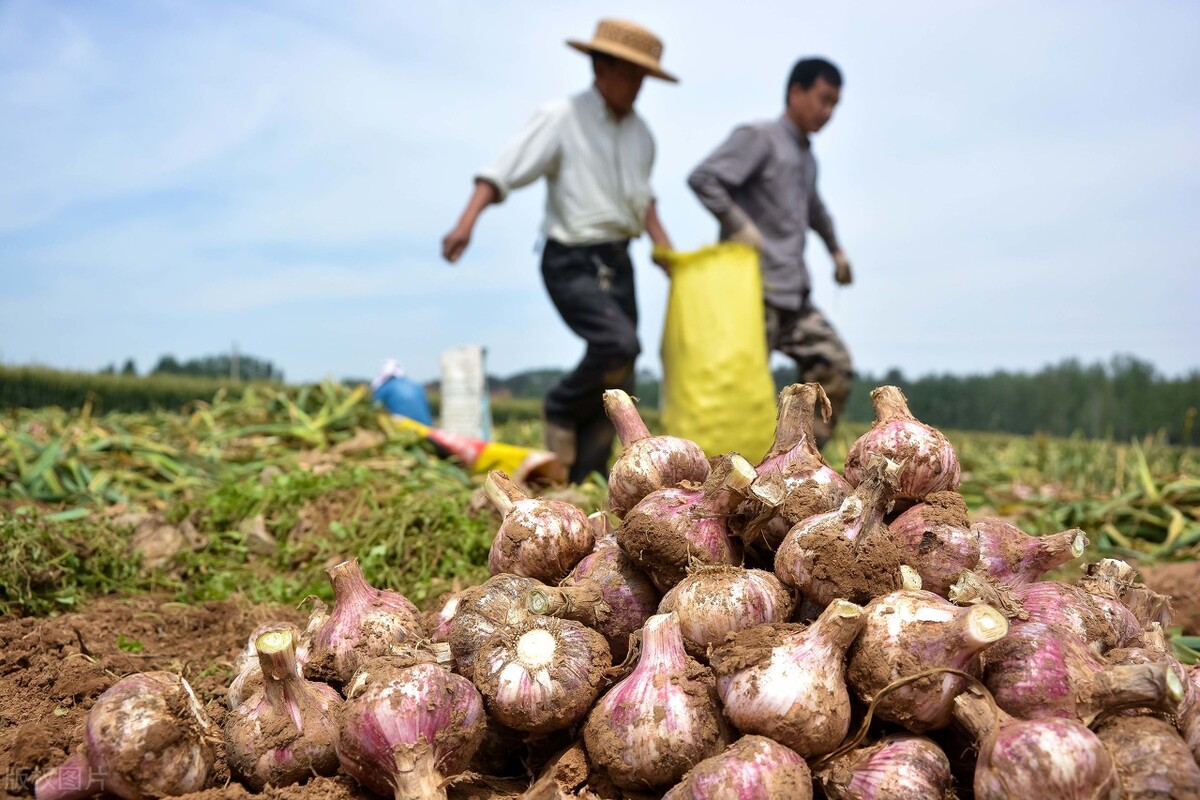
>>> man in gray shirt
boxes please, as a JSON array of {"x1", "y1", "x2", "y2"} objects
[{"x1": 688, "y1": 58, "x2": 853, "y2": 446}]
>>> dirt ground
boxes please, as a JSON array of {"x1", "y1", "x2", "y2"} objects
[
  {"x1": 1139, "y1": 559, "x2": 1200, "y2": 636},
  {"x1": 0, "y1": 595, "x2": 531, "y2": 800}
]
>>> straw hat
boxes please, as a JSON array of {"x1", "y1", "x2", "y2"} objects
[{"x1": 567, "y1": 19, "x2": 678, "y2": 83}]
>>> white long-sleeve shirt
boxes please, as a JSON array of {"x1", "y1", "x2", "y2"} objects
[{"x1": 476, "y1": 87, "x2": 656, "y2": 246}]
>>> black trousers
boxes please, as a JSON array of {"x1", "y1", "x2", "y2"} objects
[{"x1": 541, "y1": 239, "x2": 640, "y2": 483}]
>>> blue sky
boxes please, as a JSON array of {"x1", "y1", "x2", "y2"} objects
[{"x1": 2, "y1": 1, "x2": 1197, "y2": 384}]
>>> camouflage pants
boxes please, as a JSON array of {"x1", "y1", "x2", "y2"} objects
[{"x1": 765, "y1": 301, "x2": 853, "y2": 447}]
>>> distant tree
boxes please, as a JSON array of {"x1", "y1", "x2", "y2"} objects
[
  {"x1": 98, "y1": 363, "x2": 116, "y2": 375},
  {"x1": 150, "y1": 353, "x2": 283, "y2": 382},
  {"x1": 120, "y1": 358, "x2": 137, "y2": 376}
]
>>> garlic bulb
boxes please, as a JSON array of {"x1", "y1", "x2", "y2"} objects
[
  {"x1": 485, "y1": 471, "x2": 593, "y2": 582},
  {"x1": 844, "y1": 386, "x2": 960, "y2": 499},
  {"x1": 473, "y1": 612, "x2": 610, "y2": 734},
  {"x1": 711, "y1": 600, "x2": 864, "y2": 757},
  {"x1": 604, "y1": 389, "x2": 709, "y2": 519},
  {"x1": 583, "y1": 612, "x2": 729, "y2": 789}
]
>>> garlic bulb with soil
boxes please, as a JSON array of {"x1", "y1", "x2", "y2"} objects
[
  {"x1": 816, "y1": 734, "x2": 955, "y2": 800},
  {"x1": 661, "y1": 735, "x2": 813, "y2": 800},
  {"x1": 617, "y1": 454, "x2": 754, "y2": 592},
  {"x1": 486, "y1": 471, "x2": 594, "y2": 583},
  {"x1": 561, "y1": 513, "x2": 660, "y2": 662},
  {"x1": 659, "y1": 566, "x2": 794, "y2": 660},
  {"x1": 304, "y1": 558, "x2": 421, "y2": 685},
  {"x1": 448, "y1": 573, "x2": 604, "y2": 679},
  {"x1": 774, "y1": 458, "x2": 914, "y2": 607},
  {"x1": 35, "y1": 671, "x2": 213, "y2": 800},
  {"x1": 972, "y1": 518, "x2": 1088, "y2": 585},
  {"x1": 338, "y1": 656, "x2": 486, "y2": 800},
  {"x1": 847, "y1": 590, "x2": 1008, "y2": 733},
  {"x1": 953, "y1": 686, "x2": 1119, "y2": 800},
  {"x1": 710, "y1": 600, "x2": 865, "y2": 757},
  {"x1": 604, "y1": 389, "x2": 709, "y2": 519},
  {"x1": 1094, "y1": 714, "x2": 1200, "y2": 796},
  {"x1": 887, "y1": 491, "x2": 979, "y2": 596},
  {"x1": 224, "y1": 627, "x2": 342, "y2": 789},
  {"x1": 980, "y1": 621, "x2": 1184, "y2": 723},
  {"x1": 844, "y1": 385, "x2": 961, "y2": 499},
  {"x1": 736, "y1": 383, "x2": 850, "y2": 552},
  {"x1": 473, "y1": 611, "x2": 610, "y2": 735},
  {"x1": 583, "y1": 612, "x2": 729, "y2": 790}
]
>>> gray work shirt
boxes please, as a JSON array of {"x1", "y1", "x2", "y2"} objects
[{"x1": 688, "y1": 115, "x2": 840, "y2": 310}]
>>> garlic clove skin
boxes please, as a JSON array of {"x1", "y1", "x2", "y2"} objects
[
  {"x1": 473, "y1": 614, "x2": 610, "y2": 734},
  {"x1": 338, "y1": 658, "x2": 486, "y2": 800},
  {"x1": 583, "y1": 612, "x2": 729, "y2": 790},
  {"x1": 224, "y1": 627, "x2": 342, "y2": 790},
  {"x1": 604, "y1": 389, "x2": 710, "y2": 519},
  {"x1": 817, "y1": 734, "x2": 954, "y2": 800},
  {"x1": 36, "y1": 671, "x2": 213, "y2": 800},
  {"x1": 662, "y1": 735, "x2": 813, "y2": 800},
  {"x1": 711, "y1": 600, "x2": 864, "y2": 757},
  {"x1": 844, "y1": 385, "x2": 960, "y2": 499},
  {"x1": 485, "y1": 471, "x2": 594, "y2": 583},
  {"x1": 659, "y1": 566, "x2": 794, "y2": 661}
]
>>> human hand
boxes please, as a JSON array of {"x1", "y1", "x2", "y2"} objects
[
  {"x1": 833, "y1": 250, "x2": 853, "y2": 285},
  {"x1": 727, "y1": 218, "x2": 764, "y2": 251},
  {"x1": 651, "y1": 243, "x2": 672, "y2": 274},
  {"x1": 442, "y1": 223, "x2": 473, "y2": 264}
]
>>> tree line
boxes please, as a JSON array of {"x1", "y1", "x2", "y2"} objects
[
  {"x1": 491, "y1": 355, "x2": 1197, "y2": 444},
  {"x1": 101, "y1": 353, "x2": 284, "y2": 382}
]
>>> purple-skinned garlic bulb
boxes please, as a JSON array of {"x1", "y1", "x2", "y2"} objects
[
  {"x1": 561, "y1": 512, "x2": 660, "y2": 662},
  {"x1": 847, "y1": 590, "x2": 1008, "y2": 733},
  {"x1": 616, "y1": 454, "x2": 753, "y2": 591},
  {"x1": 659, "y1": 566, "x2": 794, "y2": 660},
  {"x1": 473, "y1": 611, "x2": 610, "y2": 734},
  {"x1": 604, "y1": 389, "x2": 709, "y2": 519},
  {"x1": 737, "y1": 383, "x2": 851, "y2": 551},
  {"x1": 887, "y1": 491, "x2": 979, "y2": 596},
  {"x1": 338, "y1": 656, "x2": 486, "y2": 800},
  {"x1": 817, "y1": 734, "x2": 954, "y2": 800},
  {"x1": 775, "y1": 457, "x2": 917, "y2": 607},
  {"x1": 710, "y1": 600, "x2": 865, "y2": 757},
  {"x1": 35, "y1": 671, "x2": 213, "y2": 800},
  {"x1": 662, "y1": 735, "x2": 813, "y2": 800},
  {"x1": 303, "y1": 558, "x2": 420, "y2": 686},
  {"x1": 224, "y1": 627, "x2": 342, "y2": 789},
  {"x1": 583, "y1": 612, "x2": 729, "y2": 789},
  {"x1": 485, "y1": 471, "x2": 593, "y2": 583},
  {"x1": 972, "y1": 518, "x2": 1087, "y2": 585},
  {"x1": 953, "y1": 685, "x2": 1118, "y2": 800},
  {"x1": 844, "y1": 385, "x2": 960, "y2": 499}
]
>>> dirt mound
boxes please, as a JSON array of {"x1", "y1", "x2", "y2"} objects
[{"x1": 1139, "y1": 560, "x2": 1200, "y2": 635}]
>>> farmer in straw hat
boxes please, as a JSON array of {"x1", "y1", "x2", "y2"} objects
[{"x1": 443, "y1": 19, "x2": 676, "y2": 484}]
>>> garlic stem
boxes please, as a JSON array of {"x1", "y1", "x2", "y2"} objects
[
  {"x1": 603, "y1": 389, "x2": 651, "y2": 445},
  {"x1": 484, "y1": 471, "x2": 524, "y2": 517}
]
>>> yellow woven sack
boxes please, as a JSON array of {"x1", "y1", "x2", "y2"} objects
[{"x1": 658, "y1": 242, "x2": 777, "y2": 462}]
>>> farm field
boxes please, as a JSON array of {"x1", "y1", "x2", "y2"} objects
[{"x1": 1, "y1": 382, "x2": 1197, "y2": 798}]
